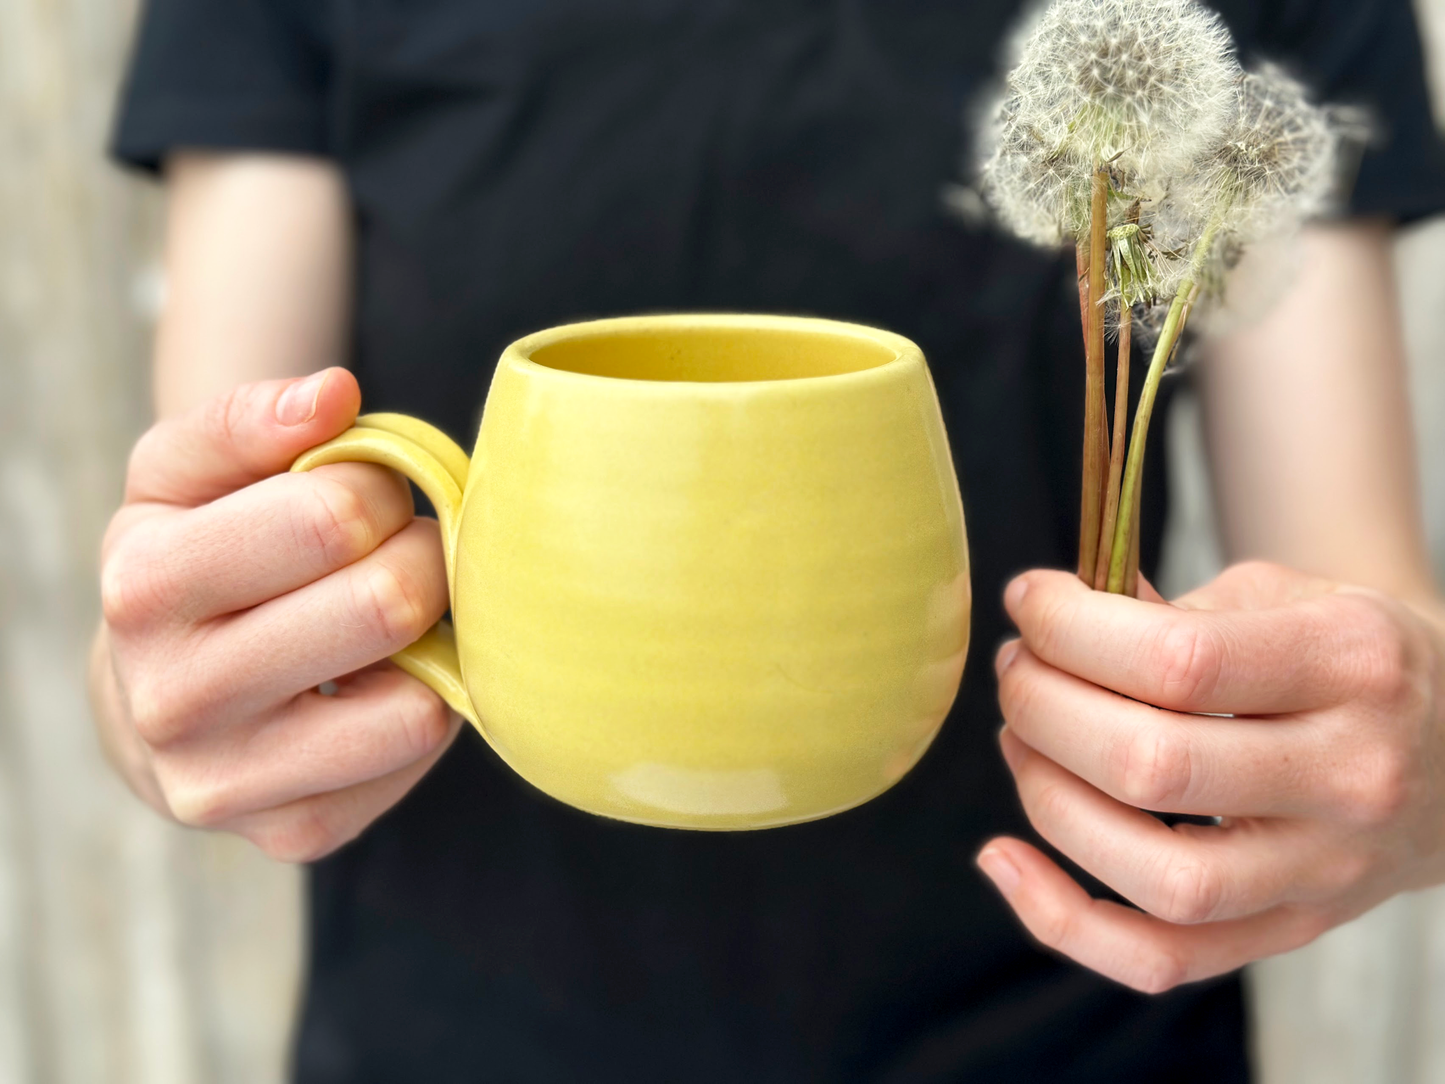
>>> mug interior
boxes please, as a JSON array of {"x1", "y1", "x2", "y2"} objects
[{"x1": 527, "y1": 324, "x2": 899, "y2": 383}]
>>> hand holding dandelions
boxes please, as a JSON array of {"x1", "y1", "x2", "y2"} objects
[{"x1": 980, "y1": 563, "x2": 1445, "y2": 993}]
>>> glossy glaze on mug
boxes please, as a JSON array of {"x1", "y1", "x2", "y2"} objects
[{"x1": 297, "y1": 315, "x2": 970, "y2": 830}]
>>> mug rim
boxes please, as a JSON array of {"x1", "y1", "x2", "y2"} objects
[{"x1": 500, "y1": 313, "x2": 924, "y2": 389}]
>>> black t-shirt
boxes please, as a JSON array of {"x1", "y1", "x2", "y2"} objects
[{"x1": 113, "y1": 3, "x2": 1445, "y2": 1081}]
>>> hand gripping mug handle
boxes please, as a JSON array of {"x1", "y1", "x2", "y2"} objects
[{"x1": 290, "y1": 413, "x2": 479, "y2": 726}]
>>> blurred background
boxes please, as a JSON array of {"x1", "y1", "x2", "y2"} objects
[{"x1": 1, "y1": 0, "x2": 1443, "y2": 1081}]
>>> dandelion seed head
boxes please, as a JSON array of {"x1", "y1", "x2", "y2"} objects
[
  {"x1": 1146, "y1": 61, "x2": 1337, "y2": 330},
  {"x1": 976, "y1": 90, "x2": 1084, "y2": 246},
  {"x1": 1157, "y1": 65, "x2": 1336, "y2": 248},
  {"x1": 1007, "y1": 0, "x2": 1240, "y2": 177},
  {"x1": 1211, "y1": 64, "x2": 1337, "y2": 231}
]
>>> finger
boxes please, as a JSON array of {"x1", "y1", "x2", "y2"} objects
[
  {"x1": 996, "y1": 642, "x2": 1321, "y2": 817},
  {"x1": 157, "y1": 664, "x2": 456, "y2": 826},
  {"x1": 112, "y1": 463, "x2": 414, "y2": 623},
  {"x1": 975, "y1": 836, "x2": 1328, "y2": 993},
  {"x1": 999, "y1": 728, "x2": 1319, "y2": 924},
  {"x1": 224, "y1": 707, "x2": 464, "y2": 864},
  {"x1": 213, "y1": 516, "x2": 448, "y2": 718},
  {"x1": 1004, "y1": 568, "x2": 1371, "y2": 713},
  {"x1": 126, "y1": 368, "x2": 360, "y2": 507},
  {"x1": 131, "y1": 518, "x2": 448, "y2": 743}
]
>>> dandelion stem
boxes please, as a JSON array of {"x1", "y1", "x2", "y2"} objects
[
  {"x1": 1106, "y1": 206, "x2": 1227, "y2": 594},
  {"x1": 1093, "y1": 296, "x2": 1132, "y2": 590},
  {"x1": 1125, "y1": 481, "x2": 1142, "y2": 597},
  {"x1": 1078, "y1": 168, "x2": 1110, "y2": 583},
  {"x1": 1105, "y1": 288, "x2": 1184, "y2": 594}
]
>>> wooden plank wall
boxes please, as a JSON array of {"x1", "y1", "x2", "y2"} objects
[
  {"x1": 0, "y1": 0, "x2": 301, "y2": 1081},
  {"x1": 0, "y1": 0, "x2": 1441, "y2": 1081}
]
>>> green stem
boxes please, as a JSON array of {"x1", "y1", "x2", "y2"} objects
[
  {"x1": 1104, "y1": 289, "x2": 1189, "y2": 593},
  {"x1": 1093, "y1": 305, "x2": 1131, "y2": 590},
  {"x1": 1105, "y1": 206, "x2": 1228, "y2": 594}
]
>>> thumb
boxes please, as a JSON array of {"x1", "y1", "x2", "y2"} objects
[{"x1": 125, "y1": 368, "x2": 361, "y2": 507}]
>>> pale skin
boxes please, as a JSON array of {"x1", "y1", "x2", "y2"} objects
[{"x1": 92, "y1": 152, "x2": 1445, "y2": 990}]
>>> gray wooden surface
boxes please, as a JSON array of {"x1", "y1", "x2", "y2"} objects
[
  {"x1": 0, "y1": 0, "x2": 1442, "y2": 1080},
  {"x1": 0, "y1": 0, "x2": 301, "y2": 1081}
]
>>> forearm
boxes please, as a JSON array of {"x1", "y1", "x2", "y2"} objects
[
  {"x1": 92, "y1": 152, "x2": 353, "y2": 805},
  {"x1": 1200, "y1": 221, "x2": 1439, "y2": 607},
  {"x1": 154, "y1": 153, "x2": 353, "y2": 416}
]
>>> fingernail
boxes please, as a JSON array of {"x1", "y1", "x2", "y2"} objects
[
  {"x1": 977, "y1": 847, "x2": 1021, "y2": 896},
  {"x1": 995, "y1": 639, "x2": 1021, "y2": 677},
  {"x1": 275, "y1": 371, "x2": 329, "y2": 426},
  {"x1": 1004, "y1": 576, "x2": 1029, "y2": 614}
]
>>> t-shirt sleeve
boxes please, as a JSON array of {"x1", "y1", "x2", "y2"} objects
[
  {"x1": 110, "y1": 0, "x2": 331, "y2": 173},
  {"x1": 1253, "y1": 0, "x2": 1445, "y2": 223}
]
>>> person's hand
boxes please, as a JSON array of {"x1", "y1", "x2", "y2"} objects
[
  {"x1": 979, "y1": 561, "x2": 1445, "y2": 992},
  {"x1": 91, "y1": 369, "x2": 459, "y2": 861}
]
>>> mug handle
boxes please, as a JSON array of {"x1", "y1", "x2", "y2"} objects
[{"x1": 290, "y1": 413, "x2": 479, "y2": 726}]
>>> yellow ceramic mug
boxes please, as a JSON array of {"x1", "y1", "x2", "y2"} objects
[{"x1": 292, "y1": 314, "x2": 969, "y2": 830}]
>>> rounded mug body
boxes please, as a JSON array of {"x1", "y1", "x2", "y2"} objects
[{"x1": 452, "y1": 314, "x2": 969, "y2": 829}]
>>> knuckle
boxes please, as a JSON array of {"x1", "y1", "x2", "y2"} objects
[
  {"x1": 1156, "y1": 860, "x2": 1223, "y2": 925},
  {"x1": 1351, "y1": 604, "x2": 1416, "y2": 705},
  {"x1": 1133, "y1": 946, "x2": 1190, "y2": 994},
  {"x1": 305, "y1": 474, "x2": 381, "y2": 568},
  {"x1": 1030, "y1": 780, "x2": 1074, "y2": 830},
  {"x1": 1311, "y1": 849, "x2": 1373, "y2": 899},
  {"x1": 164, "y1": 779, "x2": 238, "y2": 830},
  {"x1": 392, "y1": 681, "x2": 452, "y2": 761},
  {"x1": 995, "y1": 660, "x2": 1034, "y2": 722},
  {"x1": 125, "y1": 673, "x2": 191, "y2": 748},
  {"x1": 1116, "y1": 727, "x2": 1193, "y2": 810},
  {"x1": 1333, "y1": 746, "x2": 1412, "y2": 827},
  {"x1": 99, "y1": 556, "x2": 140, "y2": 630},
  {"x1": 99, "y1": 533, "x2": 170, "y2": 631},
  {"x1": 356, "y1": 560, "x2": 436, "y2": 647},
  {"x1": 1030, "y1": 899, "x2": 1077, "y2": 952},
  {"x1": 1153, "y1": 622, "x2": 1222, "y2": 708},
  {"x1": 124, "y1": 655, "x2": 222, "y2": 749},
  {"x1": 248, "y1": 805, "x2": 346, "y2": 865}
]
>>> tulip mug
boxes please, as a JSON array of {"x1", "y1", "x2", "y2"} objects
[{"x1": 292, "y1": 314, "x2": 970, "y2": 829}]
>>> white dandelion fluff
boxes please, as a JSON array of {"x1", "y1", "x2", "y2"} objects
[
  {"x1": 1198, "y1": 63, "x2": 1337, "y2": 237},
  {"x1": 977, "y1": 92, "x2": 1082, "y2": 246},
  {"x1": 976, "y1": 0, "x2": 1241, "y2": 248},
  {"x1": 1007, "y1": 0, "x2": 1240, "y2": 178},
  {"x1": 1154, "y1": 63, "x2": 1338, "y2": 319},
  {"x1": 967, "y1": 0, "x2": 1347, "y2": 597}
]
